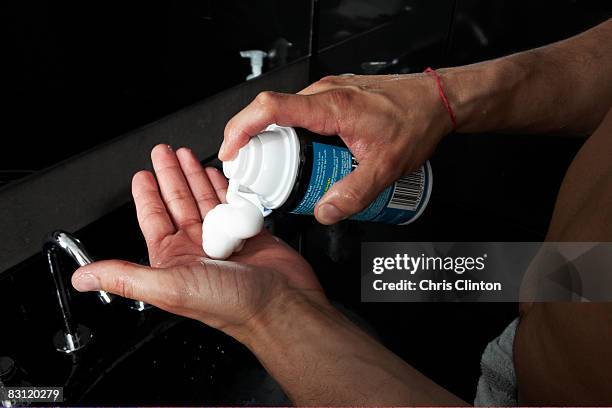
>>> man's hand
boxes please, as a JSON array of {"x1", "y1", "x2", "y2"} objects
[
  {"x1": 70, "y1": 144, "x2": 464, "y2": 405},
  {"x1": 220, "y1": 74, "x2": 453, "y2": 224},
  {"x1": 220, "y1": 20, "x2": 612, "y2": 226},
  {"x1": 71, "y1": 144, "x2": 323, "y2": 339}
]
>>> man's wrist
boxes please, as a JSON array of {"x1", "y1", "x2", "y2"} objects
[
  {"x1": 232, "y1": 286, "x2": 468, "y2": 406},
  {"x1": 438, "y1": 59, "x2": 528, "y2": 133},
  {"x1": 234, "y1": 287, "x2": 336, "y2": 350}
]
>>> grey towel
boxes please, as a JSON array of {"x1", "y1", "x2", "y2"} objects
[{"x1": 474, "y1": 318, "x2": 519, "y2": 407}]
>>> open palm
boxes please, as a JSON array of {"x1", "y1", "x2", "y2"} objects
[{"x1": 72, "y1": 144, "x2": 322, "y2": 336}]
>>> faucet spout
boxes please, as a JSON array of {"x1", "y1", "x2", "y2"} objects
[{"x1": 44, "y1": 230, "x2": 113, "y2": 304}]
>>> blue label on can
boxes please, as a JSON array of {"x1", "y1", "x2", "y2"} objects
[{"x1": 290, "y1": 142, "x2": 431, "y2": 224}]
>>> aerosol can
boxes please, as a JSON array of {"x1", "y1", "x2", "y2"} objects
[{"x1": 223, "y1": 124, "x2": 432, "y2": 224}]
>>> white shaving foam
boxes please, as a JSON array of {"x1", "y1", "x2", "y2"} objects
[{"x1": 202, "y1": 180, "x2": 264, "y2": 259}]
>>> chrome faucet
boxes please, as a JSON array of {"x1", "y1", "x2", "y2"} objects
[
  {"x1": 43, "y1": 230, "x2": 108, "y2": 353},
  {"x1": 43, "y1": 230, "x2": 150, "y2": 353}
]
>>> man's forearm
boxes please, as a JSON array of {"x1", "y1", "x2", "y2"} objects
[
  {"x1": 238, "y1": 291, "x2": 467, "y2": 406},
  {"x1": 441, "y1": 18, "x2": 612, "y2": 135}
]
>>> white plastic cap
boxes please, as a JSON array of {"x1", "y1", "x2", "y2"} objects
[{"x1": 223, "y1": 125, "x2": 300, "y2": 210}]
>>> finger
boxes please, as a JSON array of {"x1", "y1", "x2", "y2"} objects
[
  {"x1": 132, "y1": 170, "x2": 175, "y2": 245},
  {"x1": 176, "y1": 148, "x2": 220, "y2": 218},
  {"x1": 205, "y1": 167, "x2": 229, "y2": 203},
  {"x1": 72, "y1": 260, "x2": 195, "y2": 316},
  {"x1": 220, "y1": 91, "x2": 343, "y2": 161},
  {"x1": 315, "y1": 165, "x2": 389, "y2": 225},
  {"x1": 151, "y1": 144, "x2": 202, "y2": 228},
  {"x1": 73, "y1": 260, "x2": 157, "y2": 300}
]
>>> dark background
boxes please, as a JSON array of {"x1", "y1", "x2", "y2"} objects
[
  {"x1": 1, "y1": 0, "x2": 312, "y2": 180},
  {"x1": 1, "y1": 0, "x2": 611, "y2": 405}
]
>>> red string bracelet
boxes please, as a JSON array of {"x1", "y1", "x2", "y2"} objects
[{"x1": 424, "y1": 67, "x2": 457, "y2": 131}]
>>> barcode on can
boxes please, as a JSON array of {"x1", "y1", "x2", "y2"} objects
[{"x1": 388, "y1": 167, "x2": 425, "y2": 211}]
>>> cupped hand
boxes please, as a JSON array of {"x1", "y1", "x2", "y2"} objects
[
  {"x1": 220, "y1": 74, "x2": 453, "y2": 224},
  {"x1": 71, "y1": 144, "x2": 323, "y2": 339}
]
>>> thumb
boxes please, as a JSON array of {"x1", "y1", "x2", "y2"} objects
[
  {"x1": 72, "y1": 260, "x2": 169, "y2": 306},
  {"x1": 315, "y1": 165, "x2": 388, "y2": 225}
]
